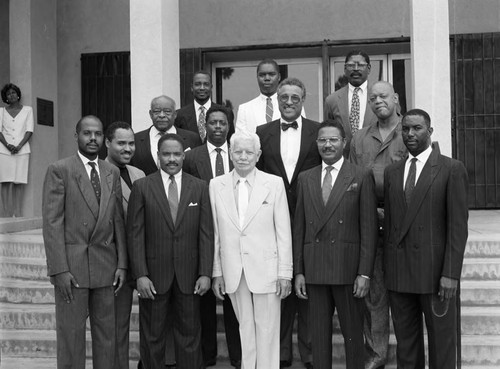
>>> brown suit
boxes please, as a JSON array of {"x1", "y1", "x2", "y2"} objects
[
  {"x1": 127, "y1": 170, "x2": 214, "y2": 369},
  {"x1": 42, "y1": 154, "x2": 127, "y2": 369},
  {"x1": 293, "y1": 160, "x2": 378, "y2": 369}
]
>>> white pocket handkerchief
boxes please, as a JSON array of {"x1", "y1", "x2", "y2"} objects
[{"x1": 188, "y1": 202, "x2": 198, "y2": 206}]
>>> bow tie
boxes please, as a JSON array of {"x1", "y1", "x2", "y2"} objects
[{"x1": 281, "y1": 121, "x2": 298, "y2": 131}]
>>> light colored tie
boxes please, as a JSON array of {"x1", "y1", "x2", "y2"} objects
[
  {"x1": 349, "y1": 87, "x2": 361, "y2": 134},
  {"x1": 404, "y1": 158, "x2": 417, "y2": 204},
  {"x1": 322, "y1": 166, "x2": 333, "y2": 205},
  {"x1": 198, "y1": 106, "x2": 206, "y2": 141},
  {"x1": 238, "y1": 179, "x2": 248, "y2": 228},
  {"x1": 168, "y1": 175, "x2": 178, "y2": 223},
  {"x1": 266, "y1": 97, "x2": 273, "y2": 123}
]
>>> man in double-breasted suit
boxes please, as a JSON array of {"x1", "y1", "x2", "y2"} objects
[
  {"x1": 42, "y1": 115, "x2": 127, "y2": 369},
  {"x1": 183, "y1": 106, "x2": 241, "y2": 368},
  {"x1": 384, "y1": 109, "x2": 468, "y2": 369},
  {"x1": 294, "y1": 119, "x2": 378, "y2": 369},
  {"x1": 256, "y1": 77, "x2": 319, "y2": 368},
  {"x1": 210, "y1": 130, "x2": 293, "y2": 369},
  {"x1": 324, "y1": 50, "x2": 378, "y2": 158},
  {"x1": 127, "y1": 133, "x2": 214, "y2": 369},
  {"x1": 104, "y1": 121, "x2": 145, "y2": 369},
  {"x1": 131, "y1": 95, "x2": 202, "y2": 175},
  {"x1": 175, "y1": 71, "x2": 235, "y2": 143}
]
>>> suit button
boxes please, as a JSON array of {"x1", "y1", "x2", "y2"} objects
[
  {"x1": 83, "y1": 222, "x2": 88, "y2": 226},
  {"x1": 338, "y1": 219, "x2": 343, "y2": 224},
  {"x1": 105, "y1": 241, "x2": 108, "y2": 245},
  {"x1": 331, "y1": 240, "x2": 335, "y2": 244},
  {"x1": 414, "y1": 244, "x2": 419, "y2": 249},
  {"x1": 309, "y1": 221, "x2": 313, "y2": 224},
  {"x1": 418, "y1": 226, "x2": 423, "y2": 231},
  {"x1": 397, "y1": 244, "x2": 402, "y2": 249},
  {"x1": 315, "y1": 238, "x2": 320, "y2": 243}
]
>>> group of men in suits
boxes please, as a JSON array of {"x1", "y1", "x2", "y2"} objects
[{"x1": 41, "y1": 49, "x2": 469, "y2": 369}]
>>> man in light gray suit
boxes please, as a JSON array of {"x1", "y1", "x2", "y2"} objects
[
  {"x1": 105, "y1": 121, "x2": 145, "y2": 369},
  {"x1": 42, "y1": 115, "x2": 127, "y2": 369}
]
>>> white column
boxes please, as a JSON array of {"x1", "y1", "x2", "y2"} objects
[
  {"x1": 410, "y1": 0, "x2": 452, "y2": 155},
  {"x1": 130, "y1": 0, "x2": 180, "y2": 132}
]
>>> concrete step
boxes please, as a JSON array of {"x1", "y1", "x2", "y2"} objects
[
  {"x1": 462, "y1": 258, "x2": 500, "y2": 280},
  {"x1": 0, "y1": 256, "x2": 48, "y2": 280},
  {"x1": 1, "y1": 329, "x2": 499, "y2": 366},
  {"x1": 460, "y1": 280, "x2": 500, "y2": 306},
  {"x1": 0, "y1": 234, "x2": 45, "y2": 258}
]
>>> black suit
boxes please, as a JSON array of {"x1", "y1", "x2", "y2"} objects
[
  {"x1": 183, "y1": 144, "x2": 241, "y2": 366},
  {"x1": 175, "y1": 102, "x2": 235, "y2": 142},
  {"x1": 256, "y1": 118, "x2": 321, "y2": 365},
  {"x1": 131, "y1": 126, "x2": 202, "y2": 175},
  {"x1": 128, "y1": 171, "x2": 214, "y2": 369}
]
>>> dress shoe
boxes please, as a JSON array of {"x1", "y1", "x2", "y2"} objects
[
  {"x1": 280, "y1": 360, "x2": 292, "y2": 368},
  {"x1": 204, "y1": 359, "x2": 216, "y2": 367},
  {"x1": 165, "y1": 364, "x2": 176, "y2": 368},
  {"x1": 231, "y1": 360, "x2": 242, "y2": 369},
  {"x1": 365, "y1": 359, "x2": 386, "y2": 369},
  {"x1": 304, "y1": 362, "x2": 313, "y2": 369}
]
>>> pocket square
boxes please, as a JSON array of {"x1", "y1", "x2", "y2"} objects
[
  {"x1": 347, "y1": 183, "x2": 358, "y2": 192},
  {"x1": 188, "y1": 202, "x2": 198, "y2": 206},
  {"x1": 262, "y1": 200, "x2": 269, "y2": 205}
]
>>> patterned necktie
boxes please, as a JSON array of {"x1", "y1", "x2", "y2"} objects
[
  {"x1": 238, "y1": 179, "x2": 248, "y2": 228},
  {"x1": 168, "y1": 175, "x2": 178, "y2": 223},
  {"x1": 215, "y1": 148, "x2": 224, "y2": 177},
  {"x1": 88, "y1": 162, "x2": 101, "y2": 204},
  {"x1": 322, "y1": 166, "x2": 333, "y2": 205},
  {"x1": 266, "y1": 97, "x2": 273, "y2": 123},
  {"x1": 404, "y1": 158, "x2": 417, "y2": 204},
  {"x1": 349, "y1": 87, "x2": 361, "y2": 134},
  {"x1": 198, "y1": 106, "x2": 206, "y2": 141}
]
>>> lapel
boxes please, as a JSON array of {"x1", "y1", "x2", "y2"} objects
[
  {"x1": 121, "y1": 176, "x2": 131, "y2": 207},
  {"x1": 241, "y1": 170, "x2": 270, "y2": 230},
  {"x1": 267, "y1": 121, "x2": 289, "y2": 185},
  {"x1": 74, "y1": 156, "x2": 100, "y2": 220},
  {"x1": 339, "y1": 87, "x2": 349, "y2": 123},
  {"x1": 174, "y1": 173, "x2": 194, "y2": 228},
  {"x1": 150, "y1": 171, "x2": 175, "y2": 230},
  {"x1": 398, "y1": 149, "x2": 442, "y2": 243},
  {"x1": 391, "y1": 159, "x2": 407, "y2": 214},
  {"x1": 306, "y1": 166, "x2": 324, "y2": 220},
  {"x1": 196, "y1": 145, "x2": 214, "y2": 181},
  {"x1": 317, "y1": 161, "x2": 355, "y2": 233},
  {"x1": 290, "y1": 119, "x2": 317, "y2": 184},
  {"x1": 218, "y1": 172, "x2": 240, "y2": 230},
  {"x1": 96, "y1": 161, "x2": 113, "y2": 221}
]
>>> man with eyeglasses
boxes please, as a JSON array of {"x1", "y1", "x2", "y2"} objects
[
  {"x1": 131, "y1": 95, "x2": 202, "y2": 175},
  {"x1": 350, "y1": 81, "x2": 407, "y2": 369},
  {"x1": 324, "y1": 50, "x2": 378, "y2": 158},
  {"x1": 294, "y1": 119, "x2": 378, "y2": 369},
  {"x1": 175, "y1": 70, "x2": 235, "y2": 144},
  {"x1": 256, "y1": 77, "x2": 320, "y2": 369}
]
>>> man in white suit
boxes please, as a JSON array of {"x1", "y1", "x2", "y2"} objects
[{"x1": 210, "y1": 130, "x2": 293, "y2": 369}]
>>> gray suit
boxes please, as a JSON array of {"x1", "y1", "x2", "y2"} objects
[{"x1": 43, "y1": 154, "x2": 127, "y2": 369}]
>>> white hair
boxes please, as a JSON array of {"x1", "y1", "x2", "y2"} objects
[{"x1": 230, "y1": 130, "x2": 261, "y2": 152}]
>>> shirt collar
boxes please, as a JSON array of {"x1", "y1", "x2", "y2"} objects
[
  {"x1": 232, "y1": 168, "x2": 256, "y2": 188},
  {"x1": 160, "y1": 168, "x2": 182, "y2": 182},
  {"x1": 194, "y1": 99, "x2": 212, "y2": 113},
  {"x1": 349, "y1": 80, "x2": 368, "y2": 94},
  {"x1": 151, "y1": 125, "x2": 176, "y2": 136},
  {"x1": 207, "y1": 141, "x2": 228, "y2": 154},
  {"x1": 409, "y1": 145, "x2": 432, "y2": 164},
  {"x1": 322, "y1": 156, "x2": 344, "y2": 172},
  {"x1": 280, "y1": 115, "x2": 303, "y2": 127},
  {"x1": 77, "y1": 150, "x2": 98, "y2": 166},
  {"x1": 259, "y1": 92, "x2": 277, "y2": 102}
]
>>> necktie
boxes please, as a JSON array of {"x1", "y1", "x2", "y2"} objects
[
  {"x1": 88, "y1": 162, "x2": 101, "y2": 204},
  {"x1": 198, "y1": 106, "x2": 206, "y2": 141},
  {"x1": 215, "y1": 148, "x2": 224, "y2": 177},
  {"x1": 322, "y1": 166, "x2": 333, "y2": 205},
  {"x1": 281, "y1": 121, "x2": 298, "y2": 131},
  {"x1": 238, "y1": 179, "x2": 248, "y2": 228},
  {"x1": 119, "y1": 166, "x2": 132, "y2": 189},
  {"x1": 168, "y1": 175, "x2": 178, "y2": 223},
  {"x1": 349, "y1": 87, "x2": 361, "y2": 134},
  {"x1": 404, "y1": 158, "x2": 417, "y2": 204},
  {"x1": 266, "y1": 97, "x2": 273, "y2": 123}
]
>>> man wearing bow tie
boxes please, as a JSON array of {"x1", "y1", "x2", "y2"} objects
[{"x1": 256, "y1": 77, "x2": 320, "y2": 369}]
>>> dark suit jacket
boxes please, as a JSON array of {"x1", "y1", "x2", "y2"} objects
[
  {"x1": 127, "y1": 170, "x2": 214, "y2": 295},
  {"x1": 256, "y1": 118, "x2": 321, "y2": 219},
  {"x1": 324, "y1": 85, "x2": 377, "y2": 157},
  {"x1": 383, "y1": 148, "x2": 469, "y2": 294},
  {"x1": 131, "y1": 126, "x2": 202, "y2": 175},
  {"x1": 174, "y1": 102, "x2": 235, "y2": 142},
  {"x1": 293, "y1": 161, "x2": 378, "y2": 284},
  {"x1": 183, "y1": 144, "x2": 233, "y2": 182},
  {"x1": 42, "y1": 155, "x2": 127, "y2": 288}
]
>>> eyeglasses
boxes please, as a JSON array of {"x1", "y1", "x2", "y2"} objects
[
  {"x1": 316, "y1": 137, "x2": 343, "y2": 145},
  {"x1": 345, "y1": 62, "x2": 369, "y2": 70},
  {"x1": 278, "y1": 94, "x2": 302, "y2": 104},
  {"x1": 151, "y1": 109, "x2": 174, "y2": 116}
]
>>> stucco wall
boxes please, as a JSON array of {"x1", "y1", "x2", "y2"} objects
[{"x1": 57, "y1": 0, "x2": 130, "y2": 159}]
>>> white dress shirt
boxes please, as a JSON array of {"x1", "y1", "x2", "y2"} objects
[
  {"x1": 348, "y1": 80, "x2": 369, "y2": 129},
  {"x1": 321, "y1": 156, "x2": 344, "y2": 187},
  {"x1": 207, "y1": 141, "x2": 230, "y2": 176},
  {"x1": 77, "y1": 151, "x2": 100, "y2": 180},
  {"x1": 280, "y1": 116, "x2": 303, "y2": 182},
  {"x1": 150, "y1": 125, "x2": 177, "y2": 168},
  {"x1": 403, "y1": 145, "x2": 432, "y2": 188},
  {"x1": 161, "y1": 169, "x2": 182, "y2": 202}
]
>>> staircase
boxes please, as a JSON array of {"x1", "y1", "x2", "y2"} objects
[{"x1": 1, "y1": 211, "x2": 499, "y2": 368}]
